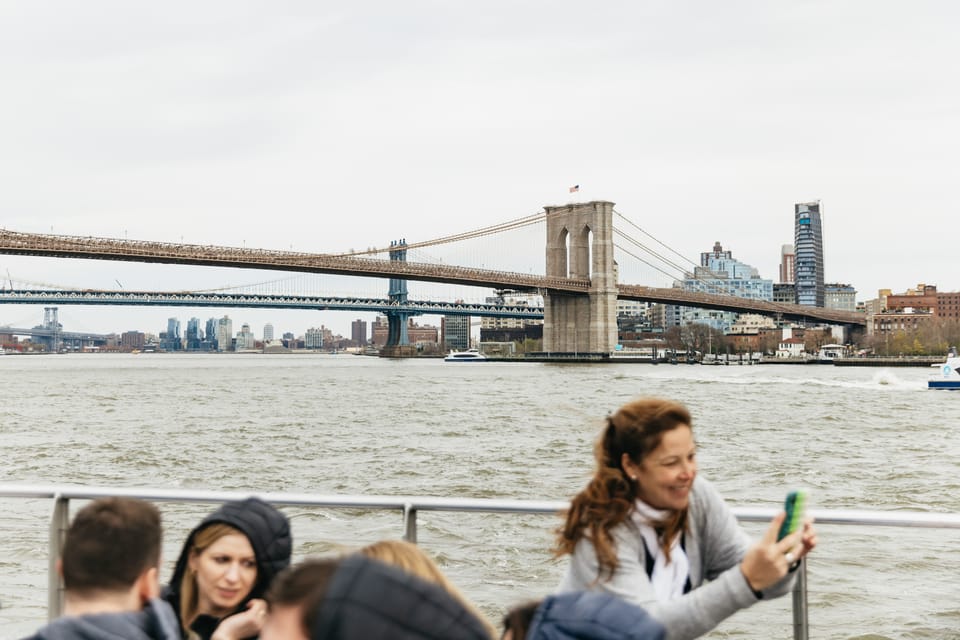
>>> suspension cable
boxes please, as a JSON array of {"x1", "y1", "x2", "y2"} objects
[{"x1": 332, "y1": 211, "x2": 546, "y2": 257}]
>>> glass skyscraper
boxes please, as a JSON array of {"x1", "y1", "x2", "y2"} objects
[{"x1": 794, "y1": 202, "x2": 825, "y2": 307}]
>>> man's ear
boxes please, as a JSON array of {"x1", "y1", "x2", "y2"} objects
[{"x1": 136, "y1": 566, "x2": 160, "y2": 603}]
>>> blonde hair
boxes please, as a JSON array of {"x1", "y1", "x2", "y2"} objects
[
  {"x1": 180, "y1": 523, "x2": 249, "y2": 632},
  {"x1": 359, "y1": 540, "x2": 496, "y2": 639}
]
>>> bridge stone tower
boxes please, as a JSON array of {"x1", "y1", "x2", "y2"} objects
[{"x1": 543, "y1": 200, "x2": 618, "y2": 354}]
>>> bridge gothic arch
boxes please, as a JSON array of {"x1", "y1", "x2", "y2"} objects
[{"x1": 543, "y1": 201, "x2": 618, "y2": 354}]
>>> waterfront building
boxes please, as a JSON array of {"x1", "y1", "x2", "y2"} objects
[
  {"x1": 861, "y1": 289, "x2": 890, "y2": 317},
  {"x1": 824, "y1": 284, "x2": 857, "y2": 312},
  {"x1": 937, "y1": 290, "x2": 960, "y2": 320},
  {"x1": 648, "y1": 303, "x2": 682, "y2": 329},
  {"x1": 725, "y1": 314, "x2": 778, "y2": 354},
  {"x1": 776, "y1": 337, "x2": 806, "y2": 358},
  {"x1": 305, "y1": 327, "x2": 324, "y2": 349},
  {"x1": 779, "y1": 244, "x2": 795, "y2": 284},
  {"x1": 882, "y1": 284, "x2": 960, "y2": 320},
  {"x1": 235, "y1": 323, "x2": 256, "y2": 350},
  {"x1": 371, "y1": 316, "x2": 440, "y2": 347},
  {"x1": 160, "y1": 317, "x2": 182, "y2": 351},
  {"x1": 351, "y1": 319, "x2": 368, "y2": 345},
  {"x1": 263, "y1": 323, "x2": 274, "y2": 343},
  {"x1": 794, "y1": 202, "x2": 825, "y2": 307},
  {"x1": 441, "y1": 315, "x2": 470, "y2": 351},
  {"x1": 672, "y1": 242, "x2": 772, "y2": 332},
  {"x1": 479, "y1": 295, "x2": 544, "y2": 331},
  {"x1": 186, "y1": 317, "x2": 202, "y2": 350},
  {"x1": 617, "y1": 299, "x2": 649, "y2": 319},
  {"x1": 205, "y1": 317, "x2": 219, "y2": 351},
  {"x1": 868, "y1": 311, "x2": 932, "y2": 336},
  {"x1": 121, "y1": 331, "x2": 145, "y2": 351},
  {"x1": 216, "y1": 316, "x2": 233, "y2": 352}
]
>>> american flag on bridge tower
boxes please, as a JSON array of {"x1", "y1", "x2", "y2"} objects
[{"x1": 569, "y1": 185, "x2": 580, "y2": 193}]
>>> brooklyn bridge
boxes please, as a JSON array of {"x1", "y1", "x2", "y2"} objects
[{"x1": 0, "y1": 200, "x2": 862, "y2": 353}]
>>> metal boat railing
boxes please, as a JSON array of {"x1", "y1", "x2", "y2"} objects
[{"x1": 3, "y1": 484, "x2": 960, "y2": 640}]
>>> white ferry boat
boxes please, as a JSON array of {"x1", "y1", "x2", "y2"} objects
[{"x1": 444, "y1": 348, "x2": 487, "y2": 362}]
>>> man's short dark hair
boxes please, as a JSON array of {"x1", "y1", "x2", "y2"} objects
[
  {"x1": 61, "y1": 497, "x2": 162, "y2": 594},
  {"x1": 265, "y1": 558, "x2": 340, "y2": 633}
]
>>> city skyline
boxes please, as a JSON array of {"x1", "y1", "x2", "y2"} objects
[{"x1": 2, "y1": 2, "x2": 958, "y2": 335}]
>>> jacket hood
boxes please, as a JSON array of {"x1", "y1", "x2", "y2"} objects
[
  {"x1": 23, "y1": 598, "x2": 181, "y2": 640},
  {"x1": 526, "y1": 592, "x2": 666, "y2": 640},
  {"x1": 163, "y1": 497, "x2": 292, "y2": 619},
  {"x1": 312, "y1": 555, "x2": 491, "y2": 640}
]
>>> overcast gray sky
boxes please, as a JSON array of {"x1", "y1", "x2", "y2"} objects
[{"x1": 1, "y1": 1, "x2": 957, "y2": 338}]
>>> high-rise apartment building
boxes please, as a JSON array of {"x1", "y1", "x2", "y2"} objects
[
  {"x1": 216, "y1": 315, "x2": 233, "y2": 352},
  {"x1": 351, "y1": 319, "x2": 368, "y2": 345},
  {"x1": 305, "y1": 327, "x2": 324, "y2": 349},
  {"x1": 672, "y1": 242, "x2": 772, "y2": 331},
  {"x1": 186, "y1": 317, "x2": 202, "y2": 350},
  {"x1": 263, "y1": 323, "x2": 274, "y2": 343},
  {"x1": 236, "y1": 323, "x2": 256, "y2": 350},
  {"x1": 794, "y1": 202, "x2": 825, "y2": 307},
  {"x1": 779, "y1": 244, "x2": 795, "y2": 284},
  {"x1": 441, "y1": 315, "x2": 470, "y2": 351}
]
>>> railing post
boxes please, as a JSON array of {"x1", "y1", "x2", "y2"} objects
[
  {"x1": 402, "y1": 503, "x2": 417, "y2": 543},
  {"x1": 792, "y1": 559, "x2": 809, "y2": 640},
  {"x1": 48, "y1": 495, "x2": 69, "y2": 621}
]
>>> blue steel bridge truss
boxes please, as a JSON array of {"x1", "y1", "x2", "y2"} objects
[{"x1": 0, "y1": 289, "x2": 545, "y2": 319}]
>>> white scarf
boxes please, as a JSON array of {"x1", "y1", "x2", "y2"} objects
[{"x1": 631, "y1": 500, "x2": 690, "y2": 602}]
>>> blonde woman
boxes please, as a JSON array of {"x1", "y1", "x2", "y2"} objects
[
  {"x1": 359, "y1": 539, "x2": 496, "y2": 639},
  {"x1": 163, "y1": 498, "x2": 291, "y2": 640}
]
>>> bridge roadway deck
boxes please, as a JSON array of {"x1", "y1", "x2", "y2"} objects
[
  {"x1": 0, "y1": 229, "x2": 864, "y2": 326},
  {"x1": 0, "y1": 290, "x2": 545, "y2": 319}
]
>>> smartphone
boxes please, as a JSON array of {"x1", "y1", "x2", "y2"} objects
[{"x1": 777, "y1": 490, "x2": 808, "y2": 541}]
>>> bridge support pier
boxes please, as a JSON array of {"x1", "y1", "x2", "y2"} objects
[
  {"x1": 543, "y1": 201, "x2": 618, "y2": 355},
  {"x1": 381, "y1": 240, "x2": 419, "y2": 357}
]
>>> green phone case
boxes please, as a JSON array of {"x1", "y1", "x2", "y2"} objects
[{"x1": 777, "y1": 490, "x2": 808, "y2": 541}]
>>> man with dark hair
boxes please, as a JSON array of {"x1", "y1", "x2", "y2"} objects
[
  {"x1": 262, "y1": 558, "x2": 338, "y2": 640},
  {"x1": 23, "y1": 497, "x2": 180, "y2": 640}
]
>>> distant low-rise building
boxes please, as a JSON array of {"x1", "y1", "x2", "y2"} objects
[
  {"x1": 777, "y1": 337, "x2": 806, "y2": 358},
  {"x1": 121, "y1": 331, "x2": 145, "y2": 351},
  {"x1": 824, "y1": 283, "x2": 857, "y2": 312}
]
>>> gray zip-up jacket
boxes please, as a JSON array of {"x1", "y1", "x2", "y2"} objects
[
  {"x1": 21, "y1": 598, "x2": 181, "y2": 640},
  {"x1": 557, "y1": 476, "x2": 795, "y2": 640}
]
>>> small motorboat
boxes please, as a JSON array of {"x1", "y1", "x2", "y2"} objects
[
  {"x1": 929, "y1": 347, "x2": 960, "y2": 389},
  {"x1": 444, "y1": 348, "x2": 488, "y2": 362}
]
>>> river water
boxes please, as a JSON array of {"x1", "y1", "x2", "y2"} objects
[{"x1": 1, "y1": 354, "x2": 958, "y2": 638}]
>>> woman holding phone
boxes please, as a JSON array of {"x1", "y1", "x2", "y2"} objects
[{"x1": 556, "y1": 397, "x2": 817, "y2": 640}]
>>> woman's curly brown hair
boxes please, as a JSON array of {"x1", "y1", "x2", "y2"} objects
[{"x1": 555, "y1": 398, "x2": 692, "y2": 580}]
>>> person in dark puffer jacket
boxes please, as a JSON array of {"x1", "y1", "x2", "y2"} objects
[
  {"x1": 261, "y1": 555, "x2": 492, "y2": 640},
  {"x1": 163, "y1": 497, "x2": 291, "y2": 640},
  {"x1": 501, "y1": 592, "x2": 666, "y2": 640}
]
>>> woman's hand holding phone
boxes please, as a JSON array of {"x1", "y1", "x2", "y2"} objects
[{"x1": 740, "y1": 492, "x2": 819, "y2": 593}]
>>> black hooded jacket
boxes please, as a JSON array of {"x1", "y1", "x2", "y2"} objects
[
  {"x1": 162, "y1": 498, "x2": 292, "y2": 640},
  {"x1": 22, "y1": 598, "x2": 182, "y2": 640},
  {"x1": 312, "y1": 555, "x2": 491, "y2": 640}
]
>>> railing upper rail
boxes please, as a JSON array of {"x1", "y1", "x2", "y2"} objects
[
  {"x1": 5, "y1": 484, "x2": 959, "y2": 640},
  {"x1": 3, "y1": 484, "x2": 959, "y2": 528}
]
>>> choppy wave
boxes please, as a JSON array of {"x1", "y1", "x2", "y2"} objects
[{"x1": 1, "y1": 355, "x2": 957, "y2": 638}]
